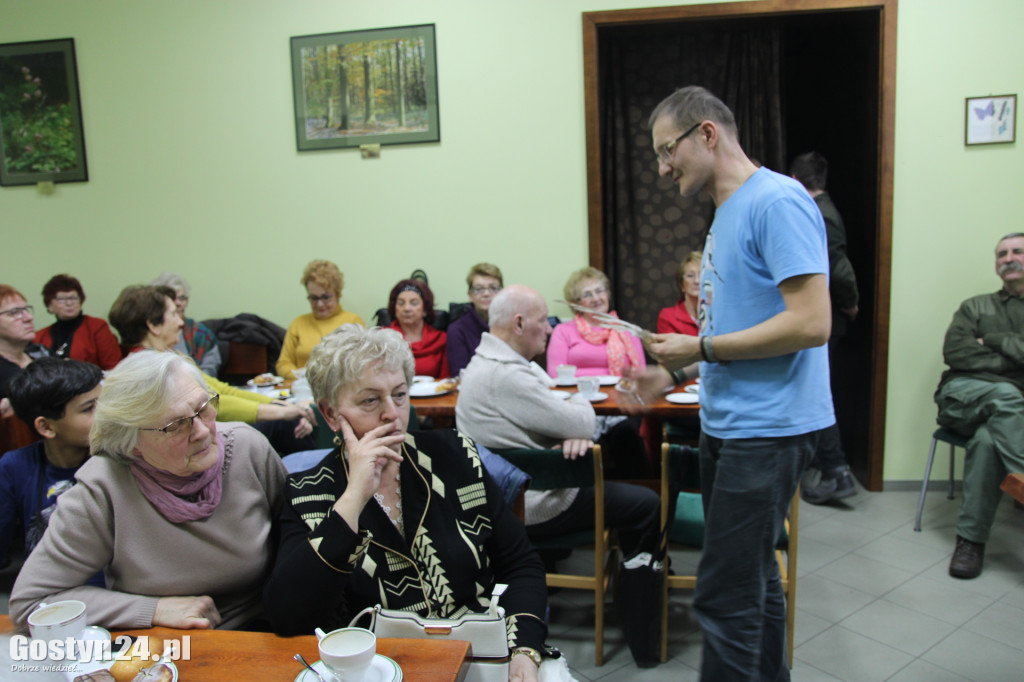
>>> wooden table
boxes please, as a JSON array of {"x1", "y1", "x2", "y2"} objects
[
  {"x1": 1001, "y1": 473, "x2": 1024, "y2": 505},
  {"x1": 412, "y1": 383, "x2": 700, "y2": 419},
  {"x1": 0, "y1": 616, "x2": 469, "y2": 681}
]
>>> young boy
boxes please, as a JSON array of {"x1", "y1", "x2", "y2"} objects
[{"x1": 0, "y1": 357, "x2": 101, "y2": 570}]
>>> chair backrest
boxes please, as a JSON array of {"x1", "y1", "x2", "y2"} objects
[
  {"x1": 493, "y1": 448, "x2": 598, "y2": 490},
  {"x1": 220, "y1": 341, "x2": 269, "y2": 381},
  {"x1": 1, "y1": 414, "x2": 38, "y2": 457}
]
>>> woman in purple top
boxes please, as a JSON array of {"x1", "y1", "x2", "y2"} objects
[{"x1": 446, "y1": 263, "x2": 503, "y2": 376}]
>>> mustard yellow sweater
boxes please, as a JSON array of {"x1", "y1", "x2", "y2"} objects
[{"x1": 276, "y1": 308, "x2": 364, "y2": 379}]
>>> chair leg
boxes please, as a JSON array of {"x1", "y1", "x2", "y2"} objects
[
  {"x1": 947, "y1": 443, "x2": 956, "y2": 500},
  {"x1": 660, "y1": 556, "x2": 669, "y2": 662},
  {"x1": 914, "y1": 438, "x2": 940, "y2": 532}
]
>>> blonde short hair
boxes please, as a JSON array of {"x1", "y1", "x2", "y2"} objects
[
  {"x1": 306, "y1": 324, "x2": 413, "y2": 410},
  {"x1": 302, "y1": 260, "x2": 344, "y2": 298},
  {"x1": 466, "y1": 263, "x2": 504, "y2": 290},
  {"x1": 90, "y1": 350, "x2": 209, "y2": 466},
  {"x1": 563, "y1": 267, "x2": 610, "y2": 303},
  {"x1": 675, "y1": 251, "x2": 703, "y2": 290}
]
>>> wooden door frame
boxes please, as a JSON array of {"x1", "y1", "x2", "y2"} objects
[{"x1": 582, "y1": 0, "x2": 896, "y2": 490}]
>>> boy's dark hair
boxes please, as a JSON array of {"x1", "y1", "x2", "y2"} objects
[
  {"x1": 789, "y1": 151, "x2": 828, "y2": 192},
  {"x1": 9, "y1": 358, "x2": 103, "y2": 436}
]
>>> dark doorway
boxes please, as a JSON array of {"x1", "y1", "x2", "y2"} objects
[{"x1": 582, "y1": 0, "x2": 896, "y2": 490}]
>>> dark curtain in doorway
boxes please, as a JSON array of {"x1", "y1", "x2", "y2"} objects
[{"x1": 598, "y1": 21, "x2": 784, "y2": 331}]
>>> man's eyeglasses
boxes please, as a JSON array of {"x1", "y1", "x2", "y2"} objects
[
  {"x1": 54, "y1": 296, "x2": 81, "y2": 304},
  {"x1": 470, "y1": 285, "x2": 501, "y2": 295},
  {"x1": 656, "y1": 121, "x2": 702, "y2": 163},
  {"x1": 140, "y1": 394, "x2": 220, "y2": 438},
  {"x1": 307, "y1": 294, "x2": 335, "y2": 304},
  {"x1": 0, "y1": 305, "x2": 34, "y2": 319}
]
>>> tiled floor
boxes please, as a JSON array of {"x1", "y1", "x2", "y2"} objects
[
  {"x1": 2, "y1": 487, "x2": 1020, "y2": 681},
  {"x1": 544, "y1": 487, "x2": 1024, "y2": 681}
]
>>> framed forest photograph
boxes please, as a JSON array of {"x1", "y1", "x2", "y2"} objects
[
  {"x1": 290, "y1": 24, "x2": 440, "y2": 151},
  {"x1": 0, "y1": 38, "x2": 88, "y2": 186}
]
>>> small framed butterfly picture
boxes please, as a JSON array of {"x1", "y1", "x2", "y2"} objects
[{"x1": 965, "y1": 94, "x2": 1016, "y2": 145}]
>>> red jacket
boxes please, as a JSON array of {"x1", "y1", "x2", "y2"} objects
[
  {"x1": 35, "y1": 315, "x2": 123, "y2": 370},
  {"x1": 389, "y1": 321, "x2": 450, "y2": 378}
]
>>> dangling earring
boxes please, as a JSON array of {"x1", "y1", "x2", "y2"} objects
[{"x1": 333, "y1": 431, "x2": 343, "y2": 446}]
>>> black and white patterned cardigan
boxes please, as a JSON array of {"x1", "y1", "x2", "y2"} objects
[{"x1": 263, "y1": 428, "x2": 548, "y2": 651}]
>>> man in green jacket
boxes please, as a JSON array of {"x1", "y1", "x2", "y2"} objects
[{"x1": 935, "y1": 232, "x2": 1024, "y2": 579}]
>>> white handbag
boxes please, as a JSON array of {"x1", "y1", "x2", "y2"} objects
[{"x1": 349, "y1": 585, "x2": 509, "y2": 682}]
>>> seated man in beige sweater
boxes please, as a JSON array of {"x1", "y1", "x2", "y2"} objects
[{"x1": 456, "y1": 285, "x2": 659, "y2": 581}]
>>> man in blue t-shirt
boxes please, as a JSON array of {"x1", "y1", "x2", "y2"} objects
[
  {"x1": 1, "y1": 358, "x2": 103, "y2": 587},
  {"x1": 641, "y1": 86, "x2": 834, "y2": 681}
]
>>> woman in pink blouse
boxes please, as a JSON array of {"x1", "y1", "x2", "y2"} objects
[{"x1": 547, "y1": 267, "x2": 646, "y2": 378}]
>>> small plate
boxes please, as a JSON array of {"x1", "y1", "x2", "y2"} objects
[
  {"x1": 666, "y1": 392, "x2": 699, "y2": 404},
  {"x1": 295, "y1": 655, "x2": 402, "y2": 682},
  {"x1": 247, "y1": 375, "x2": 283, "y2": 388},
  {"x1": 550, "y1": 390, "x2": 571, "y2": 400},
  {"x1": 582, "y1": 391, "x2": 608, "y2": 402},
  {"x1": 684, "y1": 384, "x2": 700, "y2": 394},
  {"x1": 409, "y1": 381, "x2": 455, "y2": 398},
  {"x1": 595, "y1": 375, "x2": 620, "y2": 386},
  {"x1": 71, "y1": 659, "x2": 178, "y2": 682}
]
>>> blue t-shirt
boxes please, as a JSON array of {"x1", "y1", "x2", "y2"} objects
[
  {"x1": 0, "y1": 441, "x2": 105, "y2": 587},
  {"x1": 698, "y1": 168, "x2": 835, "y2": 438}
]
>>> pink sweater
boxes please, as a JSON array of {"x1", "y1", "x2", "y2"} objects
[{"x1": 546, "y1": 321, "x2": 646, "y2": 377}]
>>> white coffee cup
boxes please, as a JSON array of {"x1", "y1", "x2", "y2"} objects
[
  {"x1": 556, "y1": 364, "x2": 577, "y2": 382},
  {"x1": 315, "y1": 627, "x2": 376, "y2": 681},
  {"x1": 578, "y1": 376, "x2": 600, "y2": 398},
  {"x1": 28, "y1": 600, "x2": 88, "y2": 653}
]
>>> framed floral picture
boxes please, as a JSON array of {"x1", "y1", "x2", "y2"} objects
[{"x1": 0, "y1": 38, "x2": 88, "y2": 185}]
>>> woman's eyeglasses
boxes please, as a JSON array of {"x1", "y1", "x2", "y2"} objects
[
  {"x1": 470, "y1": 285, "x2": 501, "y2": 295},
  {"x1": 307, "y1": 294, "x2": 335, "y2": 304},
  {"x1": 0, "y1": 305, "x2": 33, "y2": 319},
  {"x1": 140, "y1": 394, "x2": 220, "y2": 438}
]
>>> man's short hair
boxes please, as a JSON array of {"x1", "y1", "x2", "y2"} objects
[
  {"x1": 789, "y1": 151, "x2": 828, "y2": 191},
  {"x1": 648, "y1": 85, "x2": 738, "y2": 137},
  {"x1": 466, "y1": 263, "x2": 503, "y2": 290},
  {"x1": 9, "y1": 358, "x2": 102, "y2": 436}
]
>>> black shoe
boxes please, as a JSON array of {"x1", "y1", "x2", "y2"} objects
[
  {"x1": 831, "y1": 466, "x2": 858, "y2": 500},
  {"x1": 949, "y1": 535, "x2": 985, "y2": 579},
  {"x1": 801, "y1": 476, "x2": 838, "y2": 505}
]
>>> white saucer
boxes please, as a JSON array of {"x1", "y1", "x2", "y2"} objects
[
  {"x1": 409, "y1": 381, "x2": 454, "y2": 397},
  {"x1": 247, "y1": 376, "x2": 283, "y2": 388},
  {"x1": 550, "y1": 390, "x2": 571, "y2": 400},
  {"x1": 582, "y1": 391, "x2": 608, "y2": 402},
  {"x1": 666, "y1": 392, "x2": 699, "y2": 404},
  {"x1": 554, "y1": 377, "x2": 577, "y2": 387},
  {"x1": 295, "y1": 655, "x2": 402, "y2": 682},
  {"x1": 595, "y1": 375, "x2": 620, "y2": 386},
  {"x1": 684, "y1": 384, "x2": 700, "y2": 394}
]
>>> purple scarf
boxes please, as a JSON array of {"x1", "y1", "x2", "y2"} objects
[{"x1": 129, "y1": 434, "x2": 225, "y2": 523}]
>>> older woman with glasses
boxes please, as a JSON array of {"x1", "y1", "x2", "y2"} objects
[
  {"x1": 446, "y1": 262, "x2": 503, "y2": 376},
  {"x1": 10, "y1": 351, "x2": 287, "y2": 630},
  {"x1": 263, "y1": 324, "x2": 548, "y2": 681},
  {"x1": 546, "y1": 267, "x2": 646, "y2": 378},
  {"x1": 277, "y1": 260, "x2": 364, "y2": 380},
  {"x1": 150, "y1": 272, "x2": 222, "y2": 376},
  {"x1": 34, "y1": 274, "x2": 122, "y2": 371},
  {"x1": 0, "y1": 284, "x2": 50, "y2": 416}
]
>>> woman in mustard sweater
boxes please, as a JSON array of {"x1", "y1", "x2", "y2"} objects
[{"x1": 277, "y1": 260, "x2": 364, "y2": 380}]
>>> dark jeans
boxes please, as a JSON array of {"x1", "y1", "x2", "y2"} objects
[
  {"x1": 526, "y1": 481, "x2": 659, "y2": 559},
  {"x1": 812, "y1": 337, "x2": 848, "y2": 473},
  {"x1": 695, "y1": 429, "x2": 819, "y2": 682}
]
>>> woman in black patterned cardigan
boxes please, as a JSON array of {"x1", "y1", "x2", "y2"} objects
[{"x1": 263, "y1": 324, "x2": 548, "y2": 682}]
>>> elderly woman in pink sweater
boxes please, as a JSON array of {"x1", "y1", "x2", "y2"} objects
[{"x1": 546, "y1": 267, "x2": 646, "y2": 378}]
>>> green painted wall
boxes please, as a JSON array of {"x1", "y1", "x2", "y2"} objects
[{"x1": 2, "y1": 1, "x2": 1022, "y2": 482}]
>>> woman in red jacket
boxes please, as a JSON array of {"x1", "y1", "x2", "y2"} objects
[
  {"x1": 34, "y1": 274, "x2": 122, "y2": 370},
  {"x1": 387, "y1": 279, "x2": 449, "y2": 378}
]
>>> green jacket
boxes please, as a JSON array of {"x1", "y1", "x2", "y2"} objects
[{"x1": 937, "y1": 289, "x2": 1024, "y2": 394}]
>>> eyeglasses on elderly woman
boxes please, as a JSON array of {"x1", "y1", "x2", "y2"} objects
[{"x1": 139, "y1": 393, "x2": 220, "y2": 438}]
